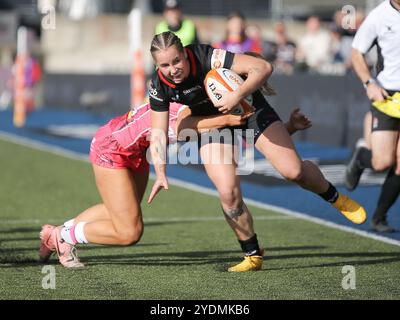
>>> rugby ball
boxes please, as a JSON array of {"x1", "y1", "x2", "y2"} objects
[{"x1": 204, "y1": 68, "x2": 255, "y2": 115}]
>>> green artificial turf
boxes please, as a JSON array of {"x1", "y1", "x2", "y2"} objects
[{"x1": 1, "y1": 138, "x2": 399, "y2": 300}]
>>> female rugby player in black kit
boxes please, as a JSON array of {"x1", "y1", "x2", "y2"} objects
[{"x1": 148, "y1": 31, "x2": 366, "y2": 272}]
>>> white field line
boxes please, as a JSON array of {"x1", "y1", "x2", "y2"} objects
[{"x1": 1, "y1": 130, "x2": 400, "y2": 247}]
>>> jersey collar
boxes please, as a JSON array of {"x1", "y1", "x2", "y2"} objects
[{"x1": 157, "y1": 47, "x2": 197, "y2": 89}]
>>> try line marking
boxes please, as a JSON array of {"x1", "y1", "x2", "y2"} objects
[{"x1": 1, "y1": 130, "x2": 399, "y2": 247}]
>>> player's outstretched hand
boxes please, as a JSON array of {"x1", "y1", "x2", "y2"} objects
[
  {"x1": 148, "y1": 176, "x2": 169, "y2": 204},
  {"x1": 289, "y1": 108, "x2": 312, "y2": 131}
]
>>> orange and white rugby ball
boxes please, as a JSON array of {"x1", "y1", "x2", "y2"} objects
[{"x1": 204, "y1": 68, "x2": 255, "y2": 115}]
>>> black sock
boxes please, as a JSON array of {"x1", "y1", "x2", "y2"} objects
[
  {"x1": 238, "y1": 234, "x2": 261, "y2": 256},
  {"x1": 373, "y1": 166, "x2": 400, "y2": 222},
  {"x1": 319, "y1": 182, "x2": 339, "y2": 203},
  {"x1": 358, "y1": 147, "x2": 372, "y2": 169}
]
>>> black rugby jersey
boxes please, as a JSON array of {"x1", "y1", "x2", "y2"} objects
[{"x1": 149, "y1": 44, "x2": 271, "y2": 117}]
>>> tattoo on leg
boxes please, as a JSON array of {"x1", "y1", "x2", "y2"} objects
[{"x1": 222, "y1": 201, "x2": 244, "y2": 219}]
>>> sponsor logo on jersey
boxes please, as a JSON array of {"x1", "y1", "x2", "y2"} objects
[
  {"x1": 171, "y1": 94, "x2": 180, "y2": 101},
  {"x1": 183, "y1": 85, "x2": 202, "y2": 95},
  {"x1": 148, "y1": 82, "x2": 164, "y2": 101},
  {"x1": 171, "y1": 93, "x2": 180, "y2": 101},
  {"x1": 211, "y1": 49, "x2": 226, "y2": 69},
  {"x1": 149, "y1": 87, "x2": 157, "y2": 96},
  {"x1": 148, "y1": 87, "x2": 163, "y2": 102}
]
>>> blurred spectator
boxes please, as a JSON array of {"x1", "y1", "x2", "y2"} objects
[
  {"x1": 328, "y1": 25, "x2": 346, "y2": 63},
  {"x1": 12, "y1": 55, "x2": 42, "y2": 112},
  {"x1": 246, "y1": 24, "x2": 277, "y2": 62},
  {"x1": 155, "y1": 0, "x2": 199, "y2": 46},
  {"x1": 0, "y1": 72, "x2": 12, "y2": 110},
  {"x1": 24, "y1": 56, "x2": 42, "y2": 112},
  {"x1": 332, "y1": 9, "x2": 352, "y2": 37},
  {"x1": 297, "y1": 16, "x2": 331, "y2": 73},
  {"x1": 322, "y1": 25, "x2": 348, "y2": 75},
  {"x1": 0, "y1": 49, "x2": 13, "y2": 110},
  {"x1": 58, "y1": 0, "x2": 101, "y2": 20},
  {"x1": 213, "y1": 12, "x2": 258, "y2": 54},
  {"x1": 273, "y1": 21, "x2": 297, "y2": 75},
  {"x1": 325, "y1": 9, "x2": 369, "y2": 74}
]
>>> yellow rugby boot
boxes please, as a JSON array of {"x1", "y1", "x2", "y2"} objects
[
  {"x1": 332, "y1": 193, "x2": 367, "y2": 224},
  {"x1": 228, "y1": 255, "x2": 263, "y2": 272},
  {"x1": 228, "y1": 248, "x2": 264, "y2": 272}
]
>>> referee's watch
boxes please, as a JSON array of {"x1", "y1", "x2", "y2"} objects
[{"x1": 363, "y1": 78, "x2": 376, "y2": 89}]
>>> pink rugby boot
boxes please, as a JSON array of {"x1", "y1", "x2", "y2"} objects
[
  {"x1": 51, "y1": 226, "x2": 84, "y2": 268},
  {"x1": 40, "y1": 224, "x2": 84, "y2": 268}
]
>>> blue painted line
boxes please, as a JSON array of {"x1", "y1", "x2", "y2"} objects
[
  {"x1": 1, "y1": 109, "x2": 399, "y2": 241},
  {"x1": 253, "y1": 141, "x2": 351, "y2": 162}
]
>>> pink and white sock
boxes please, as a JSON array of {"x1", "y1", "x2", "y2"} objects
[
  {"x1": 60, "y1": 222, "x2": 88, "y2": 245},
  {"x1": 63, "y1": 219, "x2": 75, "y2": 228}
]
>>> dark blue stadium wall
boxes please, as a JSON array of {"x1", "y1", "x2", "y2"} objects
[{"x1": 43, "y1": 73, "x2": 370, "y2": 148}]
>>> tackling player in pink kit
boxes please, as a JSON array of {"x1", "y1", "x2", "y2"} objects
[
  {"x1": 38, "y1": 101, "x2": 311, "y2": 268},
  {"x1": 89, "y1": 102, "x2": 182, "y2": 173}
]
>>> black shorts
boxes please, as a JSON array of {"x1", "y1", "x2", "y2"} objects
[
  {"x1": 371, "y1": 90, "x2": 400, "y2": 132},
  {"x1": 246, "y1": 104, "x2": 282, "y2": 141},
  {"x1": 198, "y1": 101, "x2": 281, "y2": 147}
]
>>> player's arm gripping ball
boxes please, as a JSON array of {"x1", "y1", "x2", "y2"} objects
[
  {"x1": 204, "y1": 68, "x2": 255, "y2": 116},
  {"x1": 176, "y1": 105, "x2": 253, "y2": 139}
]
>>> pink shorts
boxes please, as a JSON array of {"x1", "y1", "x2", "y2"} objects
[{"x1": 89, "y1": 124, "x2": 149, "y2": 173}]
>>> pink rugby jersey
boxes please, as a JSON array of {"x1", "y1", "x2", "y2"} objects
[{"x1": 109, "y1": 102, "x2": 184, "y2": 149}]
